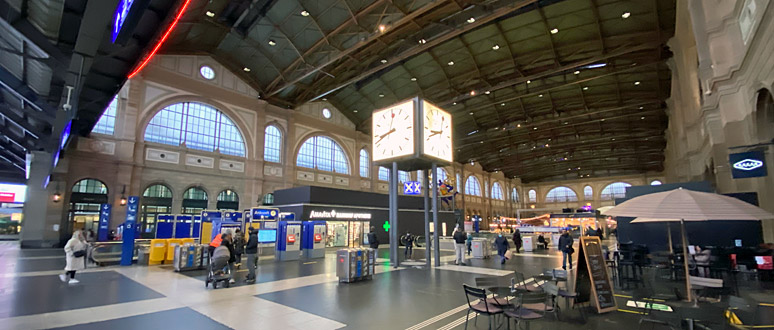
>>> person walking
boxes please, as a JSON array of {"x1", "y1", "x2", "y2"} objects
[
  {"x1": 60, "y1": 230, "x2": 87, "y2": 284},
  {"x1": 494, "y1": 232, "x2": 510, "y2": 265},
  {"x1": 559, "y1": 231, "x2": 574, "y2": 270},
  {"x1": 233, "y1": 228, "x2": 246, "y2": 267},
  {"x1": 402, "y1": 232, "x2": 414, "y2": 260},
  {"x1": 512, "y1": 229, "x2": 522, "y2": 254},
  {"x1": 466, "y1": 233, "x2": 473, "y2": 256},
  {"x1": 244, "y1": 227, "x2": 258, "y2": 283},
  {"x1": 367, "y1": 226, "x2": 380, "y2": 249},
  {"x1": 452, "y1": 227, "x2": 467, "y2": 265}
]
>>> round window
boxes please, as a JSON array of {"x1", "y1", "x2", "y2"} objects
[
  {"x1": 322, "y1": 108, "x2": 332, "y2": 119},
  {"x1": 199, "y1": 65, "x2": 215, "y2": 80}
]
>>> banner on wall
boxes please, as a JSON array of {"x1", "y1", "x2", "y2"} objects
[
  {"x1": 98, "y1": 204, "x2": 111, "y2": 241},
  {"x1": 120, "y1": 196, "x2": 139, "y2": 266},
  {"x1": 729, "y1": 150, "x2": 767, "y2": 179}
]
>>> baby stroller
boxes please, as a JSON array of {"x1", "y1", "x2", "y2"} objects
[{"x1": 206, "y1": 245, "x2": 231, "y2": 289}]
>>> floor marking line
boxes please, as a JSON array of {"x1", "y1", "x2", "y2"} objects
[
  {"x1": 618, "y1": 309, "x2": 647, "y2": 315},
  {"x1": 405, "y1": 294, "x2": 495, "y2": 330},
  {"x1": 436, "y1": 313, "x2": 481, "y2": 330}
]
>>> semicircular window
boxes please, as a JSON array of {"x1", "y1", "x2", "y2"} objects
[
  {"x1": 296, "y1": 136, "x2": 350, "y2": 174},
  {"x1": 217, "y1": 190, "x2": 239, "y2": 210},
  {"x1": 144, "y1": 102, "x2": 246, "y2": 157}
]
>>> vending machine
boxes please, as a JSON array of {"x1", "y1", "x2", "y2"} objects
[
  {"x1": 276, "y1": 221, "x2": 302, "y2": 261},
  {"x1": 302, "y1": 221, "x2": 326, "y2": 259}
]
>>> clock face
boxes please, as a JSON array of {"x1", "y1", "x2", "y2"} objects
[
  {"x1": 422, "y1": 101, "x2": 453, "y2": 162},
  {"x1": 372, "y1": 100, "x2": 415, "y2": 162}
]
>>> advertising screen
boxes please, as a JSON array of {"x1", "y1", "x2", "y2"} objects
[
  {"x1": 258, "y1": 229, "x2": 277, "y2": 243},
  {"x1": 0, "y1": 183, "x2": 26, "y2": 203}
]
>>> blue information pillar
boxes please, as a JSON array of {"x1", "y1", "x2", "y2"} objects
[
  {"x1": 120, "y1": 196, "x2": 139, "y2": 266},
  {"x1": 98, "y1": 204, "x2": 111, "y2": 241}
]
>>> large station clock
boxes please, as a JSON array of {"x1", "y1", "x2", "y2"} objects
[{"x1": 372, "y1": 97, "x2": 453, "y2": 169}]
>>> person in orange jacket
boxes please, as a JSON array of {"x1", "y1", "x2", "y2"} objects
[{"x1": 208, "y1": 233, "x2": 223, "y2": 260}]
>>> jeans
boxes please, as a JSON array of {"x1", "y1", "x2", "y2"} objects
[
  {"x1": 454, "y1": 243, "x2": 465, "y2": 264},
  {"x1": 562, "y1": 252, "x2": 572, "y2": 269},
  {"x1": 499, "y1": 253, "x2": 507, "y2": 264},
  {"x1": 246, "y1": 253, "x2": 257, "y2": 280},
  {"x1": 405, "y1": 246, "x2": 413, "y2": 259},
  {"x1": 228, "y1": 262, "x2": 235, "y2": 280}
]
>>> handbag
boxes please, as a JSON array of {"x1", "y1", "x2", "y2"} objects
[
  {"x1": 567, "y1": 246, "x2": 575, "y2": 255},
  {"x1": 504, "y1": 249, "x2": 514, "y2": 260},
  {"x1": 73, "y1": 249, "x2": 86, "y2": 258}
]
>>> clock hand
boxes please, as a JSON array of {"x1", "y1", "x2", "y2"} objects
[{"x1": 375, "y1": 128, "x2": 396, "y2": 144}]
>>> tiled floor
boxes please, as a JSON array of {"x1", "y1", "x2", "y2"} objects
[{"x1": 1, "y1": 240, "x2": 771, "y2": 330}]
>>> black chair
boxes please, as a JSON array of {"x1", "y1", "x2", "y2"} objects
[
  {"x1": 513, "y1": 271, "x2": 541, "y2": 292},
  {"x1": 463, "y1": 284, "x2": 504, "y2": 330},
  {"x1": 503, "y1": 291, "x2": 550, "y2": 330},
  {"x1": 475, "y1": 277, "x2": 510, "y2": 306}
]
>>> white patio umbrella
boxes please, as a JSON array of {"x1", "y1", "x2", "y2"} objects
[{"x1": 604, "y1": 187, "x2": 774, "y2": 301}]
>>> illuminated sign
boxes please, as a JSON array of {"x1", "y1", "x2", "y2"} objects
[
  {"x1": 258, "y1": 229, "x2": 276, "y2": 243},
  {"x1": 729, "y1": 151, "x2": 767, "y2": 179},
  {"x1": 112, "y1": 0, "x2": 135, "y2": 42},
  {"x1": 251, "y1": 208, "x2": 278, "y2": 220},
  {"x1": 314, "y1": 233, "x2": 322, "y2": 242},
  {"x1": 382, "y1": 220, "x2": 390, "y2": 232},
  {"x1": 403, "y1": 181, "x2": 421, "y2": 195},
  {"x1": 309, "y1": 210, "x2": 372, "y2": 220},
  {"x1": 0, "y1": 184, "x2": 26, "y2": 203},
  {"x1": 287, "y1": 234, "x2": 296, "y2": 243}
]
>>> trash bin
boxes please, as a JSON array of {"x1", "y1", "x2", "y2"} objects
[
  {"x1": 149, "y1": 239, "x2": 167, "y2": 265},
  {"x1": 471, "y1": 238, "x2": 490, "y2": 259},
  {"x1": 166, "y1": 239, "x2": 182, "y2": 264},
  {"x1": 137, "y1": 247, "x2": 150, "y2": 265}
]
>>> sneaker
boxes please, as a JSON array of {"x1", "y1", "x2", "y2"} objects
[
  {"x1": 229, "y1": 279, "x2": 235, "y2": 284},
  {"x1": 68, "y1": 279, "x2": 80, "y2": 285},
  {"x1": 59, "y1": 274, "x2": 67, "y2": 282},
  {"x1": 562, "y1": 266, "x2": 566, "y2": 270}
]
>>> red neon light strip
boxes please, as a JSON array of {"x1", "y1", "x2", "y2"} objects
[{"x1": 128, "y1": 0, "x2": 193, "y2": 79}]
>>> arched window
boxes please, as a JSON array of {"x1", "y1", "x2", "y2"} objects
[
  {"x1": 756, "y1": 89, "x2": 774, "y2": 142},
  {"x1": 264, "y1": 125, "x2": 282, "y2": 163},
  {"x1": 584, "y1": 186, "x2": 593, "y2": 200},
  {"x1": 182, "y1": 187, "x2": 208, "y2": 214},
  {"x1": 546, "y1": 186, "x2": 578, "y2": 203},
  {"x1": 69, "y1": 179, "x2": 109, "y2": 235},
  {"x1": 465, "y1": 176, "x2": 481, "y2": 196},
  {"x1": 378, "y1": 167, "x2": 390, "y2": 181},
  {"x1": 296, "y1": 136, "x2": 350, "y2": 174},
  {"x1": 511, "y1": 188, "x2": 519, "y2": 203},
  {"x1": 491, "y1": 182, "x2": 504, "y2": 200},
  {"x1": 72, "y1": 179, "x2": 108, "y2": 194},
  {"x1": 650, "y1": 180, "x2": 662, "y2": 186},
  {"x1": 262, "y1": 193, "x2": 274, "y2": 206},
  {"x1": 528, "y1": 189, "x2": 536, "y2": 203},
  {"x1": 144, "y1": 102, "x2": 246, "y2": 157},
  {"x1": 435, "y1": 168, "x2": 448, "y2": 182},
  {"x1": 398, "y1": 171, "x2": 411, "y2": 183},
  {"x1": 601, "y1": 182, "x2": 631, "y2": 200},
  {"x1": 140, "y1": 184, "x2": 172, "y2": 238},
  {"x1": 484, "y1": 182, "x2": 489, "y2": 198},
  {"x1": 217, "y1": 189, "x2": 239, "y2": 210},
  {"x1": 92, "y1": 96, "x2": 117, "y2": 135},
  {"x1": 456, "y1": 174, "x2": 461, "y2": 187},
  {"x1": 359, "y1": 149, "x2": 370, "y2": 177}
]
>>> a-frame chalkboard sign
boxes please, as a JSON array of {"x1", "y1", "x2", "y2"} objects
[{"x1": 574, "y1": 236, "x2": 617, "y2": 313}]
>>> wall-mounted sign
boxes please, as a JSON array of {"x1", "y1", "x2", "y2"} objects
[
  {"x1": 309, "y1": 210, "x2": 372, "y2": 220},
  {"x1": 98, "y1": 204, "x2": 111, "y2": 241},
  {"x1": 403, "y1": 181, "x2": 421, "y2": 195},
  {"x1": 251, "y1": 208, "x2": 278, "y2": 220},
  {"x1": 279, "y1": 212, "x2": 296, "y2": 220},
  {"x1": 0, "y1": 183, "x2": 25, "y2": 203},
  {"x1": 730, "y1": 150, "x2": 767, "y2": 178}
]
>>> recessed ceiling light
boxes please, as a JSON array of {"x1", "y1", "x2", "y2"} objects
[
  {"x1": 545, "y1": 144, "x2": 549, "y2": 147},
  {"x1": 527, "y1": 80, "x2": 531, "y2": 84},
  {"x1": 301, "y1": 10, "x2": 310, "y2": 16},
  {"x1": 517, "y1": 124, "x2": 521, "y2": 128},
  {"x1": 639, "y1": 106, "x2": 644, "y2": 109},
  {"x1": 469, "y1": 112, "x2": 474, "y2": 115},
  {"x1": 600, "y1": 118, "x2": 605, "y2": 122},
  {"x1": 378, "y1": 93, "x2": 385, "y2": 98},
  {"x1": 538, "y1": 94, "x2": 543, "y2": 98},
  {"x1": 582, "y1": 86, "x2": 589, "y2": 90},
  {"x1": 641, "y1": 116, "x2": 645, "y2": 120},
  {"x1": 484, "y1": 91, "x2": 490, "y2": 95},
  {"x1": 564, "y1": 122, "x2": 569, "y2": 125},
  {"x1": 492, "y1": 44, "x2": 500, "y2": 50},
  {"x1": 467, "y1": 17, "x2": 476, "y2": 23},
  {"x1": 322, "y1": 98, "x2": 327, "y2": 101},
  {"x1": 550, "y1": 28, "x2": 559, "y2": 34},
  {"x1": 634, "y1": 81, "x2": 641, "y2": 85},
  {"x1": 353, "y1": 110, "x2": 358, "y2": 113},
  {"x1": 480, "y1": 141, "x2": 484, "y2": 144},
  {"x1": 622, "y1": 12, "x2": 631, "y2": 19},
  {"x1": 268, "y1": 40, "x2": 276, "y2": 46},
  {"x1": 453, "y1": 102, "x2": 457, "y2": 105},
  {"x1": 533, "y1": 127, "x2": 538, "y2": 130},
  {"x1": 574, "y1": 70, "x2": 580, "y2": 75},
  {"x1": 378, "y1": 24, "x2": 386, "y2": 33},
  {"x1": 380, "y1": 59, "x2": 387, "y2": 64},
  {"x1": 205, "y1": 11, "x2": 215, "y2": 17},
  {"x1": 243, "y1": 67, "x2": 251, "y2": 72},
  {"x1": 419, "y1": 39, "x2": 426, "y2": 44},
  {"x1": 501, "y1": 103, "x2": 506, "y2": 106},
  {"x1": 611, "y1": 138, "x2": 616, "y2": 141},
  {"x1": 448, "y1": 61, "x2": 455, "y2": 66},
  {"x1": 410, "y1": 77, "x2": 417, "y2": 81}
]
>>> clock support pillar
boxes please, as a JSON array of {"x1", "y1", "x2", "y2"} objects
[
  {"x1": 423, "y1": 170, "x2": 431, "y2": 268},
  {"x1": 390, "y1": 162, "x2": 400, "y2": 268},
  {"x1": 432, "y1": 163, "x2": 440, "y2": 266}
]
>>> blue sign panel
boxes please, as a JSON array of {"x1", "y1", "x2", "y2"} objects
[
  {"x1": 120, "y1": 196, "x2": 139, "y2": 266},
  {"x1": 224, "y1": 211, "x2": 243, "y2": 222},
  {"x1": 730, "y1": 150, "x2": 767, "y2": 179},
  {"x1": 403, "y1": 181, "x2": 421, "y2": 195},
  {"x1": 98, "y1": 204, "x2": 111, "y2": 241},
  {"x1": 251, "y1": 208, "x2": 278, "y2": 220},
  {"x1": 280, "y1": 212, "x2": 295, "y2": 221},
  {"x1": 112, "y1": 0, "x2": 135, "y2": 42}
]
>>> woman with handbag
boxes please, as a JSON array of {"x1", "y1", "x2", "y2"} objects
[{"x1": 61, "y1": 230, "x2": 87, "y2": 284}]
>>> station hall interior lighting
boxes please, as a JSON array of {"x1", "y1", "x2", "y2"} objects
[
  {"x1": 492, "y1": 44, "x2": 500, "y2": 50},
  {"x1": 300, "y1": 10, "x2": 310, "y2": 16},
  {"x1": 205, "y1": 11, "x2": 215, "y2": 17},
  {"x1": 622, "y1": 12, "x2": 631, "y2": 18},
  {"x1": 128, "y1": 0, "x2": 194, "y2": 79},
  {"x1": 268, "y1": 40, "x2": 276, "y2": 46},
  {"x1": 550, "y1": 28, "x2": 559, "y2": 34},
  {"x1": 120, "y1": 185, "x2": 127, "y2": 206}
]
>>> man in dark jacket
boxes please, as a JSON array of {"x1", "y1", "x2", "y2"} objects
[
  {"x1": 233, "y1": 228, "x2": 246, "y2": 266},
  {"x1": 402, "y1": 232, "x2": 414, "y2": 260},
  {"x1": 512, "y1": 229, "x2": 522, "y2": 253},
  {"x1": 452, "y1": 227, "x2": 467, "y2": 265},
  {"x1": 558, "y1": 231, "x2": 574, "y2": 270},
  {"x1": 367, "y1": 226, "x2": 379, "y2": 249},
  {"x1": 244, "y1": 227, "x2": 258, "y2": 283},
  {"x1": 494, "y1": 233, "x2": 510, "y2": 265}
]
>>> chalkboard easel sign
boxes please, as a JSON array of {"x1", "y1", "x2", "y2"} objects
[{"x1": 574, "y1": 236, "x2": 617, "y2": 313}]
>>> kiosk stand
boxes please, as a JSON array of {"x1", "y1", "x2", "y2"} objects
[
  {"x1": 302, "y1": 221, "x2": 326, "y2": 259},
  {"x1": 276, "y1": 221, "x2": 302, "y2": 261}
]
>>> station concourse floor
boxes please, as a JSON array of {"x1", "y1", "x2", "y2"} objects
[{"x1": 0, "y1": 240, "x2": 761, "y2": 330}]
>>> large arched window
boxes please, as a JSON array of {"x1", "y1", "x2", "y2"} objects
[
  {"x1": 465, "y1": 176, "x2": 481, "y2": 196},
  {"x1": 359, "y1": 149, "x2": 370, "y2": 177},
  {"x1": 264, "y1": 125, "x2": 282, "y2": 163},
  {"x1": 584, "y1": 186, "x2": 593, "y2": 200},
  {"x1": 650, "y1": 180, "x2": 662, "y2": 186},
  {"x1": 511, "y1": 188, "x2": 519, "y2": 203},
  {"x1": 144, "y1": 102, "x2": 246, "y2": 157},
  {"x1": 601, "y1": 182, "x2": 631, "y2": 200},
  {"x1": 546, "y1": 186, "x2": 578, "y2": 203},
  {"x1": 217, "y1": 189, "x2": 239, "y2": 210},
  {"x1": 378, "y1": 166, "x2": 390, "y2": 181},
  {"x1": 491, "y1": 182, "x2": 504, "y2": 200},
  {"x1": 72, "y1": 179, "x2": 108, "y2": 194},
  {"x1": 398, "y1": 171, "x2": 411, "y2": 183},
  {"x1": 92, "y1": 96, "x2": 117, "y2": 135},
  {"x1": 296, "y1": 136, "x2": 350, "y2": 174},
  {"x1": 435, "y1": 168, "x2": 448, "y2": 182},
  {"x1": 528, "y1": 189, "x2": 537, "y2": 203},
  {"x1": 182, "y1": 187, "x2": 208, "y2": 214},
  {"x1": 69, "y1": 179, "x2": 109, "y2": 235},
  {"x1": 140, "y1": 184, "x2": 172, "y2": 238}
]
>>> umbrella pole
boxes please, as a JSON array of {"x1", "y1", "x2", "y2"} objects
[
  {"x1": 680, "y1": 219, "x2": 693, "y2": 302},
  {"x1": 667, "y1": 222, "x2": 673, "y2": 255}
]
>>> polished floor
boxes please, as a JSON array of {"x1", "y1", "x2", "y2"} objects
[{"x1": 1, "y1": 240, "x2": 770, "y2": 330}]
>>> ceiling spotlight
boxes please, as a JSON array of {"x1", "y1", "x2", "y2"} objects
[
  {"x1": 492, "y1": 44, "x2": 500, "y2": 50},
  {"x1": 634, "y1": 81, "x2": 641, "y2": 85},
  {"x1": 574, "y1": 70, "x2": 580, "y2": 75},
  {"x1": 527, "y1": 80, "x2": 531, "y2": 84},
  {"x1": 419, "y1": 39, "x2": 426, "y2": 44},
  {"x1": 484, "y1": 91, "x2": 490, "y2": 95},
  {"x1": 501, "y1": 103, "x2": 506, "y2": 106},
  {"x1": 469, "y1": 112, "x2": 474, "y2": 115},
  {"x1": 268, "y1": 40, "x2": 276, "y2": 46},
  {"x1": 205, "y1": 11, "x2": 215, "y2": 17},
  {"x1": 448, "y1": 61, "x2": 455, "y2": 66},
  {"x1": 378, "y1": 24, "x2": 386, "y2": 33},
  {"x1": 517, "y1": 124, "x2": 521, "y2": 128},
  {"x1": 353, "y1": 110, "x2": 358, "y2": 113},
  {"x1": 410, "y1": 77, "x2": 417, "y2": 81},
  {"x1": 545, "y1": 144, "x2": 549, "y2": 147},
  {"x1": 243, "y1": 67, "x2": 251, "y2": 72},
  {"x1": 470, "y1": 90, "x2": 476, "y2": 96},
  {"x1": 600, "y1": 118, "x2": 605, "y2": 122},
  {"x1": 301, "y1": 10, "x2": 310, "y2": 16},
  {"x1": 639, "y1": 106, "x2": 644, "y2": 109},
  {"x1": 611, "y1": 138, "x2": 616, "y2": 141},
  {"x1": 378, "y1": 93, "x2": 385, "y2": 98},
  {"x1": 533, "y1": 127, "x2": 538, "y2": 130},
  {"x1": 453, "y1": 102, "x2": 457, "y2": 105},
  {"x1": 582, "y1": 86, "x2": 589, "y2": 90},
  {"x1": 641, "y1": 116, "x2": 646, "y2": 120},
  {"x1": 322, "y1": 98, "x2": 327, "y2": 101},
  {"x1": 467, "y1": 17, "x2": 476, "y2": 23},
  {"x1": 622, "y1": 12, "x2": 631, "y2": 19},
  {"x1": 380, "y1": 59, "x2": 387, "y2": 64},
  {"x1": 538, "y1": 94, "x2": 543, "y2": 98},
  {"x1": 550, "y1": 28, "x2": 559, "y2": 34},
  {"x1": 564, "y1": 122, "x2": 569, "y2": 125}
]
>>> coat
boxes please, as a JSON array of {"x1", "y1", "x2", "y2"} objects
[
  {"x1": 558, "y1": 234, "x2": 574, "y2": 253},
  {"x1": 512, "y1": 231, "x2": 522, "y2": 247},
  {"x1": 494, "y1": 236, "x2": 510, "y2": 255},
  {"x1": 453, "y1": 231, "x2": 467, "y2": 244},
  {"x1": 245, "y1": 230, "x2": 258, "y2": 254},
  {"x1": 233, "y1": 233, "x2": 246, "y2": 254},
  {"x1": 367, "y1": 232, "x2": 379, "y2": 249},
  {"x1": 64, "y1": 231, "x2": 87, "y2": 271}
]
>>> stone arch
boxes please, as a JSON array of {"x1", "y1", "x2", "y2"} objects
[{"x1": 292, "y1": 132, "x2": 354, "y2": 175}]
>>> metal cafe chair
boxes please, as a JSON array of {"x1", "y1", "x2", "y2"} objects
[
  {"x1": 503, "y1": 291, "x2": 550, "y2": 330},
  {"x1": 462, "y1": 284, "x2": 504, "y2": 330},
  {"x1": 475, "y1": 277, "x2": 511, "y2": 306},
  {"x1": 513, "y1": 271, "x2": 542, "y2": 292}
]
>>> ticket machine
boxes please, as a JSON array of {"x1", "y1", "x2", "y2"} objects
[
  {"x1": 302, "y1": 221, "x2": 326, "y2": 259},
  {"x1": 276, "y1": 220, "x2": 302, "y2": 261}
]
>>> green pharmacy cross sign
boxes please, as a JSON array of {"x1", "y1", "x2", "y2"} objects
[{"x1": 383, "y1": 220, "x2": 391, "y2": 232}]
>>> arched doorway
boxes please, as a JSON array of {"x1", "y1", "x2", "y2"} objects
[
  {"x1": 68, "y1": 179, "x2": 108, "y2": 234},
  {"x1": 182, "y1": 187, "x2": 208, "y2": 214},
  {"x1": 216, "y1": 190, "x2": 239, "y2": 210},
  {"x1": 140, "y1": 184, "x2": 173, "y2": 238}
]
